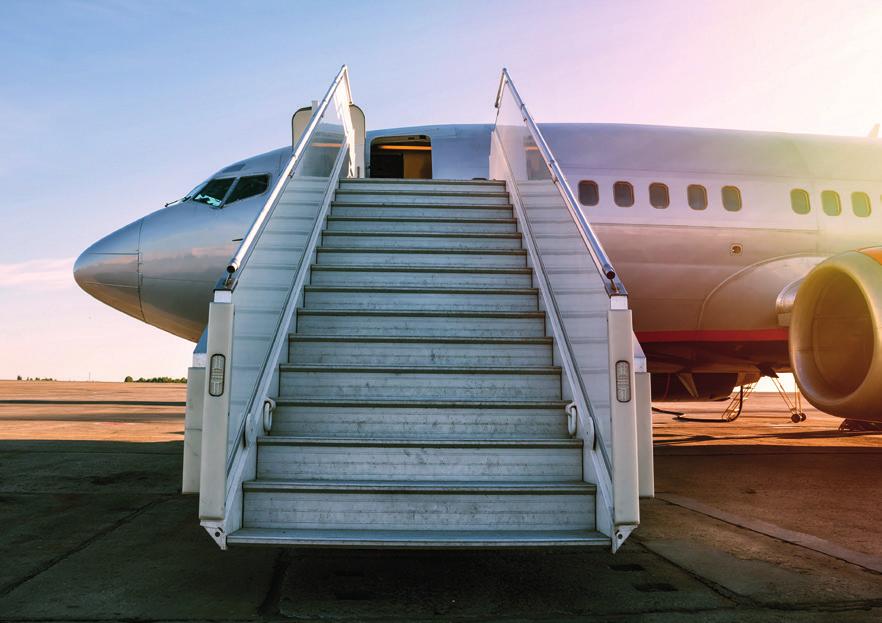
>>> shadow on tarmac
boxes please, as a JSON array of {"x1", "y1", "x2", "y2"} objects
[{"x1": 1, "y1": 438, "x2": 881, "y2": 622}]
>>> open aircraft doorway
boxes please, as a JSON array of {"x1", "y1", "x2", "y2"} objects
[{"x1": 369, "y1": 135, "x2": 432, "y2": 179}]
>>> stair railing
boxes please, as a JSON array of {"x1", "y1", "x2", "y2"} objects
[
  {"x1": 197, "y1": 65, "x2": 360, "y2": 548},
  {"x1": 490, "y1": 68, "x2": 644, "y2": 550}
]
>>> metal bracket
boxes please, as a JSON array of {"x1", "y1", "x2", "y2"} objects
[
  {"x1": 565, "y1": 402, "x2": 578, "y2": 437},
  {"x1": 203, "y1": 522, "x2": 227, "y2": 550},
  {"x1": 612, "y1": 524, "x2": 638, "y2": 553},
  {"x1": 262, "y1": 398, "x2": 276, "y2": 433}
]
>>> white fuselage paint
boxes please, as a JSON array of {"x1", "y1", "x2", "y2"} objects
[{"x1": 75, "y1": 123, "x2": 882, "y2": 377}]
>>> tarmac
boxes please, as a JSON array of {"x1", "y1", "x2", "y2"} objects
[{"x1": 1, "y1": 380, "x2": 881, "y2": 622}]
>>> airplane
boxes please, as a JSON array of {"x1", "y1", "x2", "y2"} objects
[{"x1": 74, "y1": 121, "x2": 882, "y2": 424}]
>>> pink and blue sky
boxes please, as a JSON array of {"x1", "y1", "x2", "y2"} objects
[{"x1": 1, "y1": 0, "x2": 881, "y2": 381}]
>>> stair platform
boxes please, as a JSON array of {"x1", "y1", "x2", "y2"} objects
[{"x1": 227, "y1": 527, "x2": 610, "y2": 549}]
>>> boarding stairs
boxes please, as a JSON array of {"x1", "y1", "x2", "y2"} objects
[
  {"x1": 231, "y1": 178, "x2": 605, "y2": 547},
  {"x1": 185, "y1": 66, "x2": 653, "y2": 551}
]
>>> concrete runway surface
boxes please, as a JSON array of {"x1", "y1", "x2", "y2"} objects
[{"x1": 1, "y1": 380, "x2": 881, "y2": 622}]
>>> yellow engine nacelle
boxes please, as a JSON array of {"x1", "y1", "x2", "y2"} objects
[{"x1": 790, "y1": 249, "x2": 882, "y2": 422}]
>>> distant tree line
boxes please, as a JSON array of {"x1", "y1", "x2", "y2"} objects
[
  {"x1": 12, "y1": 375, "x2": 185, "y2": 383},
  {"x1": 124, "y1": 376, "x2": 187, "y2": 384}
]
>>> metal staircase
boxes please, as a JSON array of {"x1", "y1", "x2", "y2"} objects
[
  {"x1": 226, "y1": 178, "x2": 607, "y2": 547},
  {"x1": 186, "y1": 66, "x2": 653, "y2": 552}
]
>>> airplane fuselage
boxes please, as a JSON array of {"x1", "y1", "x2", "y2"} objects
[{"x1": 74, "y1": 123, "x2": 882, "y2": 400}]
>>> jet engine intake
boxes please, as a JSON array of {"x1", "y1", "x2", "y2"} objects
[{"x1": 789, "y1": 249, "x2": 882, "y2": 421}]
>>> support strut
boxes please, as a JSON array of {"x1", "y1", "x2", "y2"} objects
[
  {"x1": 767, "y1": 376, "x2": 806, "y2": 423},
  {"x1": 672, "y1": 382, "x2": 757, "y2": 423}
]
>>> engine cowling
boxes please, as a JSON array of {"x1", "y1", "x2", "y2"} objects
[{"x1": 789, "y1": 249, "x2": 882, "y2": 421}]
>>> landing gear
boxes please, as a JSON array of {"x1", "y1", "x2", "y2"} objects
[
  {"x1": 667, "y1": 373, "x2": 808, "y2": 424},
  {"x1": 767, "y1": 374, "x2": 806, "y2": 424}
]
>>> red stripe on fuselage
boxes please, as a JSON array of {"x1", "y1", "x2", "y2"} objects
[{"x1": 636, "y1": 328, "x2": 789, "y2": 343}]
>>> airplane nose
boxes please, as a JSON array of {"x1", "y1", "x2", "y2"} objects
[{"x1": 74, "y1": 219, "x2": 145, "y2": 320}]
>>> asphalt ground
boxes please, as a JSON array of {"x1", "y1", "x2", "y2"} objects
[{"x1": 0, "y1": 381, "x2": 880, "y2": 622}]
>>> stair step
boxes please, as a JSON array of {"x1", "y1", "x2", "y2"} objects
[
  {"x1": 320, "y1": 231, "x2": 523, "y2": 249},
  {"x1": 241, "y1": 477, "x2": 593, "y2": 531},
  {"x1": 338, "y1": 179, "x2": 505, "y2": 193},
  {"x1": 240, "y1": 503, "x2": 597, "y2": 533},
  {"x1": 295, "y1": 309, "x2": 547, "y2": 337},
  {"x1": 324, "y1": 216, "x2": 517, "y2": 234},
  {"x1": 278, "y1": 364, "x2": 562, "y2": 401},
  {"x1": 308, "y1": 265, "x2": 533, "y2": 287},
  {"x1": 334, "y1": 189, "x2": 511, "y2": 205},
  {"x1": 288, "y1": 335, "x2": 552, "y2": 366},
  {"x1": 257, "y1": 438, "x2": 580, "y2": 482},
  {"x1": 303, "y1": 285, "x2": 538, "y2": 311},
  {"x1": 244, "y1": 479, "x2": 593, "y2": 494},
  {"x1": 227, "y1": 527, "x2": 609, "y2": 548},
  {"x1": 316, "y1": 247, "x2": 527, "y2": 268},
  {"x1": 271, "y1": 398, "x2": 569, "y2": 439},
  {"x1": 331, "y1": 203, "x2": 514, "y2": 218}
]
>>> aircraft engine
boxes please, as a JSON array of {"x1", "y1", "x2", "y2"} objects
[{"x1": 789, "y1": 249, "x2": 882, "y2": 422}]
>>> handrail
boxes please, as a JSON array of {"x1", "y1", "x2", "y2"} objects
[
  {"x1": 207, "y1": 137, "x2": 352, "y2": 542},
  {"x1": 491, "y1": 69, "x2": 642, "y2": 546},
  {"x1": 199, "y1": 65, "x2": 357, "y2": 541},
  {"x1": 227, "y1": 140, "x2": 350, "y2": 478},
  {"x1": 492, "y1": 130, "x2": 614, "y2": 478},
  {"x1": 220, "y1": 65, "x2": 352, "y2": 290},
  {"x1": 494, "y1": 68, "x2": 627, "y2": 300},
  {"x1": 224, "y1": 68, "x2": 355, "y2": 471}
]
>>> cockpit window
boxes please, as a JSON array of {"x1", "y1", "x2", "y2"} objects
[
  {"x1": 182, "y1": 181, "x2": 205, "y2": 202},
  {"x1": 192, "y1": 178, "x2": 235, "y2": 207},
  {"x1": 166, "y1": 179, "x2": 207, "y2": 206},
  {"x1": 226, "y1": 175, "x2": 270, "y2": 205}
]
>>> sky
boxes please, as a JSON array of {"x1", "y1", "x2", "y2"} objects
[{"x1": 1, "y1": 0, "x2": 881, "y2": 382}]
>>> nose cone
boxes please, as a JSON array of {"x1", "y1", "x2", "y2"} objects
[{"x1": 74, "y1": 219, "x2": 144, "y2": 320}]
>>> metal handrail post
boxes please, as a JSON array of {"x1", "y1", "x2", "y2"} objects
[
  {"x1": 495, "y1": 68, "x2": 627, "y2": 301},
  {"x1": 222, "y1": 65, "x2": 351, "y2": 288}
]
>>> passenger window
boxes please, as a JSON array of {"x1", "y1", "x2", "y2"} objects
[
  {"x1": 192, "y1": 178, "x2": 236, "y2": 207},
  {"x1": 790, "y1": 189, "x2": 811, "y2": 215},
  {"x1": 578, "y1": 180, "x2": 599, "y2": 206},
  {"x1": 227, "y1": 175, "x2": 270, "y2": 205},
  {"x1": 687, "y1": 184, "x2": 707, "y2": 210},
  {"x1": 613, "y1": 181, "x2": 634, "y2": 207},
  {"x1": 722, "y1": 186, "x2": 742, "y2": 212},
  {"x1": 821, "y1": 190, "x2": 841, "y2": 216},
  {"x1": 649, "y1": 183, "x2": 670, "y2": 209},
  {"x1": 852, "y1": 192, "x2": 871, "y2": 217}
]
